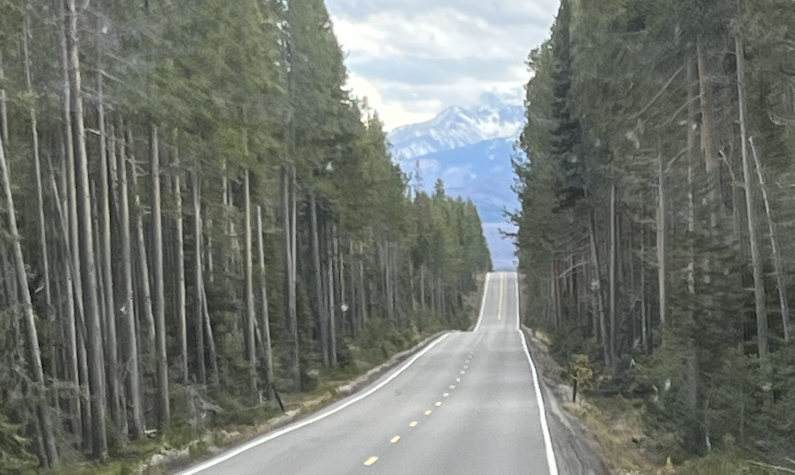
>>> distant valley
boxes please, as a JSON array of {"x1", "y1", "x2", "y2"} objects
[{"x1": 389, "y1": 93, "x2": 522, "y2": 269}]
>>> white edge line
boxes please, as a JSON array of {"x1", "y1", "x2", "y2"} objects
[
  {"x1": 473, "y1": 272, "x2": 492, "y2": 332},
  {"x1": 177, "y1": 332, "x2": 451, "y2": 475},
  {"x1": 520, "y1": 333, "x2": 560, "y2": 475},
  {"x1": 516, "y1": 271, "x2": 559, "y2": 475}
]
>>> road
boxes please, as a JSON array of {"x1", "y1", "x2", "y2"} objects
[{"x1": 177, "y1": 272, "x2": 585, "y2": 475}]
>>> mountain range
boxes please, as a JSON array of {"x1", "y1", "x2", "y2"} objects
[{"x1": 389, "y1": 93, "x2": 523, "y2": 269}]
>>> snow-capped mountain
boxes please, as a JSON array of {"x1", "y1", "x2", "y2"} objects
[
  {"x1": 390, "y1": 93, "x2": 525, "y2": 160},
  {"x1": 389, "y1": 93, "x2": 524, "y2": 269}
]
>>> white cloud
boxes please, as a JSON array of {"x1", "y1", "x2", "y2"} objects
[
  {"x1": 328, "y1": 0, "x2": 558, "y2": 129},
  {"x1": 346, "y1": 73, "x2": 437, "y2": 130}
]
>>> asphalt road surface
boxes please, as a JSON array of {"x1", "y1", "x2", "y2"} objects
[{"x1": 177, "y1": 272, "x2": 602, "y2": 475}]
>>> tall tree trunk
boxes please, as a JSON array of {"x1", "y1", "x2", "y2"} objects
[
  {"x1": 310, "y1": 191, "x2": 330, "y2": 367},
  {"x1": 608, "y1": 182, "x2": 617, "y2": 367},
  {"x1": 117, "y1": 124, "x2": 144, "y2": 439},
  {"x1": 328, "y1": 223, "x2": 338, "y2": 366},
  {"x1": 410, "y1": 260, "x2": 417, "y2": 313},
  {"x1": 200, "y1": 279, "x2": 219, "y2": 384},
  {"x1": 58, "y1": 0, "x2": 87, "y2": 444},
  {"x1": 657, "y1": 152, "x2": 667, "y2": 329},
  {"x1": 359, "y1": 241, "x2": 367, "y2": 327},
  {"x1": 129, "y1": 127, "x2": 156, "y2": 366},
  {"x1": 97, "y1": 68, "x2": 121, "y2": 438},
  {"x1": 0, "y1": 51, "x2": 7, "y2": 144},
  {"x1": 256, "y1": 206, "x2": 274, "y2": 400},
  {"x1": 749, "y1": 137, "x2": 791, "y2": 342},
  {"x1": 282, "y1": 166, "x2": 299, "y2": 388},
  {"x1": 173, "y1": 136, "x2": 188, "y2": 385},
  {"x1": 66, "y1": 0, "x2": 108, "y2": 458},
  {"x1": 736, "y1": 36, "x2": 769, "y2": 361},
  {"x1": 192, "y1": 171, "x2": 206, "y2": 384},
  {"x1": 0, "y1": 122, "x2": 59, "y2": 469},
  {"x1": 149, "y1": 125, "x2": 170, "y2": 429},
  {"x1": 24, "y1": 14, "x2": 56, "y2": 408},
  {"x1": 420, "y1": 264, "x2": 426, "y2": 310},
  {"x1": 697, "y1": 35, "x2": 720, "y2": 227},
  {"x1": 243, "y1": 169, "x2": 258, "y2": 395},
  {"x1": 640, "y1": 220, "x2": 648, "y2": 354},
  {"x1": 49, "y1": 148, "x2": 82, "y2": 441},
  {"x1": 589, "y1": 213, "x2": 609, "y2": 366},
  {"x1": 348, "y1": 241, "x2": 357, "y2": 335}
]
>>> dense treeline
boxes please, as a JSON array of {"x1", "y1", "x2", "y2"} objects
[
  {"x1": 0, "y1": 0, "x2": 491, "y2": 469},
  {"x1": 513, "y1": 0, "x2": 794, "y2": 464}
]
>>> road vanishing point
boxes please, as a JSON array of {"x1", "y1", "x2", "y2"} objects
[{"x1": 176, "y1": 272, "x2": 586, "y2": 475}]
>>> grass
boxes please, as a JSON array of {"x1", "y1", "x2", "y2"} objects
[{"x1": 565, "y1": 395, "x2": 789, "y2": 475}]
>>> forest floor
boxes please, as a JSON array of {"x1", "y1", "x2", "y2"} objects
[{"x1": 518, "y1": 280, "x2": 786, "y2": 475}]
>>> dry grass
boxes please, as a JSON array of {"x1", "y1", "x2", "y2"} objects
[{"x1": 565, "y1": 395, "x2": 785, "y2": 475}]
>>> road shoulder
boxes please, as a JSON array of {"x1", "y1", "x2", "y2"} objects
[{"x1": 520, "y1": 325, "x2": 613, "y2": 475}]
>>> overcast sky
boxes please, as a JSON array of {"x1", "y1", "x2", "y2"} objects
[{"x1": 325, "y1": 0, "x2": 560, "y2": 130}]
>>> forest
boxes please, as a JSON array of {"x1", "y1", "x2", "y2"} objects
[
  {"x1": 0, "y1": 0, "x2": 492, "y2": 471},
  {"x1": 513, "y1": 0, "x2": 795, "y2": 467}
]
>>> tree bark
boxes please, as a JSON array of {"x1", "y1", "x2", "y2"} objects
[
  {"x1": 736, "y1": 36, "x2": 769, "y2": 360},
  {"x1": 657, "y1": 152, "x2": 667, "y2": 329},
  {"x1": 310, "y1": 191, "x2": 330, "y2": 367},
  {"x1": 129, "y1": 126, "x2": 156, "y2": 364},
  {"x1": 0, "y1": 51, "x2": 7, "y2": 144},
  {"x1": 256, "y1": 206, "x2": 274, "y2": 400},
  {"x1": 58, "y1": 0, "x2": 86, "y2": 444},
  {"x1": 749, "y1": 137, "x2": 791, "y2": 342},
  {"x1": 200, "y1": 278, "x2": 219, "y2": 384},
  {"x1": 282, "y1": 166, "x2": 300, "y2": 388},
  {"x1": 173, "y1": 135, "x2": 188, "y2": 385},
  {"x1": 697, "y1": 35, "x2": 720, "y2": 227},
  {"x1": 149, "y1": 125, "x2": 171, "y2": 429},
  {"x1": 359, "y1": 241, "x2": 367, "y2": 327},
  {"x1": 117, "y1": 123, "x2": 144, "y2": 439},
  {"x1": 609, "y1": 182, "x2": 617, "y2": 367},
  {"x1": 66, "y1": 0, "x2": 108, "y2": 458},
  {"x1": 589, "y1": 213, "x2": 609, "y2": 366},
  {"x1": 243, "y1": 169, "x2": 258, "y2": 395},
  {"x1": 97, "y1": 67, "x2": 122, "y2": 438},
  {"x1": 24, "y1": 14, "x2": 57, "y2": 418},
  {"x1": 192, "y1": 171, "x2": 207, "y2": 384},
  {"x1": 0, "y1": 119, "x2": 59, "y2": 469}
]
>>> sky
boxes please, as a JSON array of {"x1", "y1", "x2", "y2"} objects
[{"x1": 325, "y1": 0, "x2": 560, "y2": 131}]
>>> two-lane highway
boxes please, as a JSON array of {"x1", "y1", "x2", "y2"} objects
[{"x1": 177, "y1": 272, "x2": 558, "y2": 475}]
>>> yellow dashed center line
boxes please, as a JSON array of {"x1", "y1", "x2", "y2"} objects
[
  {"x1": 391, "y1": 436, "x2": 401, "y2": 444},
  {"x1": 410, "y1": 421, "x2": 418, "y2": 427},
  {"x1": 435, "y1": 401, "x2": 442, "y2": 407},
  {"x1": 443, "y1": 392, "x2": 449, "y2": 397},
  {"x1": 460, "y1": 371, "x2": 465, "y2": 375},
  {"x1": 456, "y1": 378, "x2": 461, "y2": 382},
  {"x1": 464, "y1": 365, "x2": 468, "y2": 369},
  {"x1": 450, "y1": 385, "x2": 456, "y2": 389},
  {"x1": 364, "y1": 456, "x2": 378, "y2": 466},
  {"x1": 425, "y1": 410, "x2": 432, "y2": 415}
]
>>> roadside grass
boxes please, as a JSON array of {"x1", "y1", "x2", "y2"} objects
[{"x1": 565, "y1": 394, "x2": 786, "y2": 475}]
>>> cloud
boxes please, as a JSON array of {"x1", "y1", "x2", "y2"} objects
[{"x1": 328, "y1": 0, "x2": 558, "y2": 130}]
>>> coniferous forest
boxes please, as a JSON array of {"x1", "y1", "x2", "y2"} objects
[
  {"x1": 513, "y1": 0, "x2": 794, "y2": 465},
  {"x1": 0, "y1": 0, "x2": 491, "y2": 470}
]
